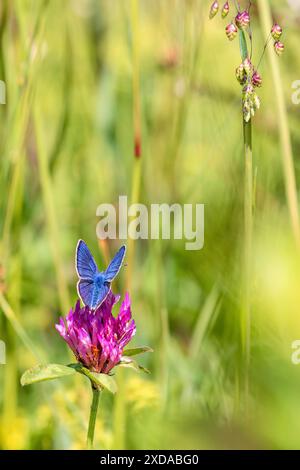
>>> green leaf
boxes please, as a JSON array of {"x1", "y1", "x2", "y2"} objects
[
  {"x1": 88, "y1": 372, "x2": 117, "y2": 394},
  {"x1": 239, "y1": 30, "x2": 248, "y2": 60},
  {"x1": 20, "y1": 364, "x2": 76, "y2": 386},
  {"x1": 69, "y1": 363, "x2": 117, "y2": 394},
  {"x1": 118, "y1": 357, "x2": 150, "y2": 374},
  {"x1": 122, "y1": 346, "x2": 153, "y2": 357}
]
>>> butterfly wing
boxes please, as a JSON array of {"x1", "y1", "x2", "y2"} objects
[
  {"x1": 90, "y1": 282, "x2": 110, "y2": 309},
  {"x1": 77, "y1": 279, "x2": 94, "y2": 307},
  {"x1": 77, "y1": 279, "x2": 110, "y2": 309},
  {"x1": 104, "y1": 245, "x2": 126, "y2": 282},
  {"x1": 76, "y1": 239, "x2": 98, "y2": 280}
]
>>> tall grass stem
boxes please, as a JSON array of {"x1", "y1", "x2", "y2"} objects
[
  {"x1": 242, "y1": 119, "x2": 253, "y2": 410},
  {"x1": 113, "y1": 0, "x2": 142, "y2": 450},
  {"x1": 257, "y1": 0, "x2": 300, "y2": 250},
  {"x1": 34, "y1": 106, "x2": 70, "y2": 313}
]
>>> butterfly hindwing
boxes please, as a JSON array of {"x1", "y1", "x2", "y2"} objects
[
  {"x1": 90, "y1": 283, "x2": 110, "y2": 309},
  {"x1": 104, "y1": 245, "x2": 126, "y2": 282},
  {"x1": 76, "y1": 239, "x2": 98, "y2": 280},
  {"x1": 78, "y1": 279, "x2": 110, "y2": 309},
  {"x1": 77, "y1": 279, "x2": 94, "y2": 307}
]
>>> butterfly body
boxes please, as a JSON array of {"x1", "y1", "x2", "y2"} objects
[
  {"x1": 94, "y1": 272, "x2": 106, "y2": 286},
  {"x1": 76, "y1": 240, "x2": 126, "y2": 309}
]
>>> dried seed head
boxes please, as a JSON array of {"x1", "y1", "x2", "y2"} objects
[
  {"x1": 271, "y1": 23, "x2": 282, "y2": 41},
  {"x1": 242, "y1": 81, "x2": 261, "y2": 122},
  {"x1": 252, "y1": 93, "x2": 261, "y2": 110},
  {"x1": 226, "y1": 22, "x2": 238, "y2": 40},
  {"x1": 243, "y1": 58, "x2": 253, "y2": 76},
  {"x1": 243, "y1": 83, "x2": 254, "y2": 97},
  {"x1": 243, "y1": 105, "x2": 251, "y2": 123},
  {"x1": 209, "y1": 1, "x2": 219, "y2": 19},
  {"x1": 235, "y1": 10, "x2": 250, "y2": 29},
  {"x1": 274, "y1": 41, "x2": 285, "y2": 56},
  {"x1": 236, "y1": 63, "x2": 246, "y2": 85},
  {"x1": 252, "y1": 71, "x2": 262, "y2": 88},
  {"x1": 243, "y1": 96, "x2": 254, "y2": 122},
  {"x1": 221, "y1": 1, "x2": 230, "y2": 18}
]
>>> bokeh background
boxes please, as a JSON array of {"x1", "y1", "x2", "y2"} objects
[{"x1": 0, "y1": 0, "x2": 300, "y2": 450}]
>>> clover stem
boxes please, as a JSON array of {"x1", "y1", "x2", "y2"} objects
[{"x1": 87, "y1": 385, "x2": 101, "y2": 449}]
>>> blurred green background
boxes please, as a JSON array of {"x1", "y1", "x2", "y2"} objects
[{"x1": 1, "y1": 0, "x2": 300, "y2": 449}]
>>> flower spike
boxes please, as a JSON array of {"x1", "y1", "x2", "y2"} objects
[
  {"x1": 271, "y1": 23, "x2": 282, "y2": 41},
  {"x1": 274, "y1": 41, "x2": 284, "y2": 56},
  {"x1": 243, "y1": 58, "x2": 253, "y2": 76},
  {"x1": 209, "y1": 1, "x2": 219, "y2": 19},
  {"x1": 252, "y1": 71, "x2": 262, "y2": 88},
  {"x1": 235, "y1": 11, "x2": 250, "y2": 30},
  {"x1": 226, "y1": 22, "x2": 238, "y2": 41},
  {"x1": 236, "y1": 63, "x2": 246, "y2": 85},
  {"x1": 221, "y1": 2, "x2": 230, "y2": 18}
]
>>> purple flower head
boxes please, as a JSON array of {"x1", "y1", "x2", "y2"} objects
[
  {"x1": 56, "y1": 291, "x2": 136, "y2": 374},
  {"x1": 235, "y1": 10, "x2": 250, "y2": 30}
]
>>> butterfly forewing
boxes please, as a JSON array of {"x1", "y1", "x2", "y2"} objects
[
  {"x1": 76, "y1": 240, "x2": 98, "y2": 280},
  {"x1": 104, "y1": 245, "x2": 126, "y2": 282}
]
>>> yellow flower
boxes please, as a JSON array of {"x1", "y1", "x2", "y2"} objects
[{"x1": 126, "y1": 377, "x2": 160, "y2": 412}]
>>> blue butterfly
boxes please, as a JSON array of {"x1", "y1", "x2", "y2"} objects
[{"x1": 75, "y1": 240, "x2": 126, "y2": 309}]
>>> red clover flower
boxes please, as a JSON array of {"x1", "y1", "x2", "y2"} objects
[{"x1": 56, "y1": 292, "x2": 136, "y2": 374}]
